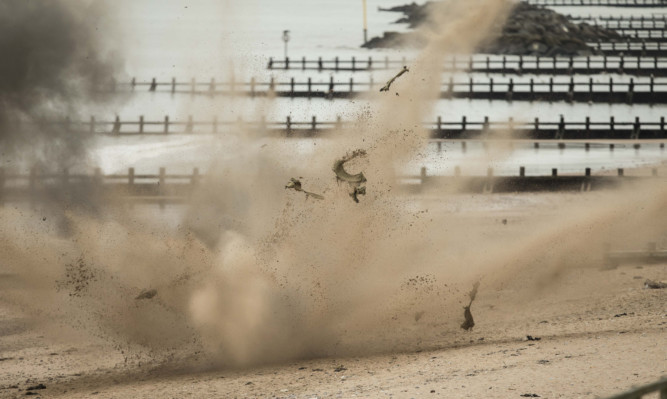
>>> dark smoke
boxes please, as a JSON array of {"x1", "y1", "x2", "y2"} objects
[{"x1": 0, "y1": 0, "x2": 122, "y2": 171}]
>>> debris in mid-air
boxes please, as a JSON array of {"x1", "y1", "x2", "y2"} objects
[
  {"x1": 285, "y1": 178, "x2": 324, "y2": 200},
  {"x1": 135, "y1": 289, "x2": 157, "y2": 300},
  {"x1": 460, "y1": 281, "x2": 480, "y2": 331},
  {"x1": 332, "y1": 149, "x2": 367, "y2": 203},
  {"x1": 644, "y1": 279, "x2": 667, "y2": 289},
  {"x1": 380, "y1": 66, "x2": 409, "y2": 92}
]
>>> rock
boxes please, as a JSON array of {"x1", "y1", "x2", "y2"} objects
[
  {"x1": 364, "y1": 1, "x2": 621, "y2": 56},
  {"x1": 334, "y1": 365, "x2": 347, "y2": 372},
  {"x1": 644, "y1": 279, "x2": 667, "y2": 289},
  {"x1": 135, "y1": 289, "x2": 157, "y2": 300},
  {"x1": 26, "y1": 384, "x2": 46, "y2": 390}
]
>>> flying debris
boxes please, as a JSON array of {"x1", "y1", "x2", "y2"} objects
[
  {"x1": 332, "y1": 149, "x2": 367, "y2": 203},
  {"x1": 380, "y1": 66, "x2": 409, "y2": 92},
  {"x1": 460, "y1": 281, "x2": 480, "y2": 331},
  {"x1": 135, "y1": 289, "x2": 157, "y2": 300},
  {"x1": 285, "y1": 178, "x2": 324, "y2": 200}
]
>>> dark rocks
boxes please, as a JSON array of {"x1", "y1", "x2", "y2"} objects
[
  {"x1": 363, "y1": 1, "x2": 622, "y2": 56},
  {"x1": 644, "y1": 279, "x2": 667, "y2": 289},
  {"x1": 135, "y1": 289, "x2": 157, "y2": 300}
]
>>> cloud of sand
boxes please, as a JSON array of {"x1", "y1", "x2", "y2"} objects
[{"x1": 2, "y1": 0, "x2": 666, "y2": 371}]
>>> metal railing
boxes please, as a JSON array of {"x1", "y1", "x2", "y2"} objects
[
  {"x1": 16, "y1": 115, "x2": 667, "y2": 140},
  {"x1": 0, "y1": 166, "x2": 661, "y2": 206},
  {"x1": 603, "y1": 377, "x2": 667, "y2": 399},
  {"x1": 267, "y1": 55, "x2": 667, "y2": 76},
  {"x1": 101, "y1": 76, "x2": 667, "y2": 104}
]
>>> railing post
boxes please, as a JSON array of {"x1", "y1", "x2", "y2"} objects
[
  {"x1": 290, "y1": 77, "x2": 295, "y2": 96},
  {"x1": 149, "y1": 78, "x2": 157, "y2": 92},
  {"x1": 461, "y1": 116, "x2": 467, "y2": 132},
  {"x1": 90, "y1": 116, "x2": 96, "y2": 134},
  {"x1": 650, "y1": 75, "x2": 654, "y2": 94},
  {"x1": 186, "y1": 115, "x2": 193, "y2": 133},
  {"x1": 312, "y1": 115, "x2": 317, "y2": 132},
  {"x1": 268, "y1": 57, "x2": 273, "y2": 70},
  {"x1": 437, "y1": 116, "x2": 442, "y2": 132},
  {"x1": 251, "y1": 77, "x2": 256, "y2": 97},
  {"x1": 520, "y1": 166, "x2": 525, "y2": 177},
  {"x1": 128, "y1": 167, "x2": 135, "y2": 186},
  {"x1": 352, "y1": 56, "x2": 356, "y2": 72},
  {"x1": 302, "y1": 56, "x2": 306, "y2": 71},
  {"x1": 349, "y1": 77, "x2": 354, "y2": 93},
  {"x1": 530, "y1": 78, "x2": 534, "y2": 98},
  {"x1": 139, "y1": 115, "x2": 144, "y2": 134},
  {"x1": 164, "y1": 115, "x2": 169, "y2": 134},
  {"x1": 335, "y1": 56, "x2": 339, "y2": 72},
  {"x1": 113, "y1": 116, "x2": 121, "y2": 134},
  {"x1": 318, "y1": 57, "x2": 323, "y2": 71},
  {"x1": 171, "y1": 77, "x2": 176, "y2": 94},
  {"x1": 286, "y1": 116, "x2": 291, "y2": 134}
]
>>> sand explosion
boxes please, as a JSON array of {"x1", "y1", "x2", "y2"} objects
[{"x1": 1, "y1": 0, "x2": 665, "y2": 370}]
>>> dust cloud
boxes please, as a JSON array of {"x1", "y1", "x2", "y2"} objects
[
  {"x1": 0, "y1": 0, "x2": 123, "y2": 171},
  {"x1": 1, "y1": 0, "x2": 665, "y2": 371}
]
